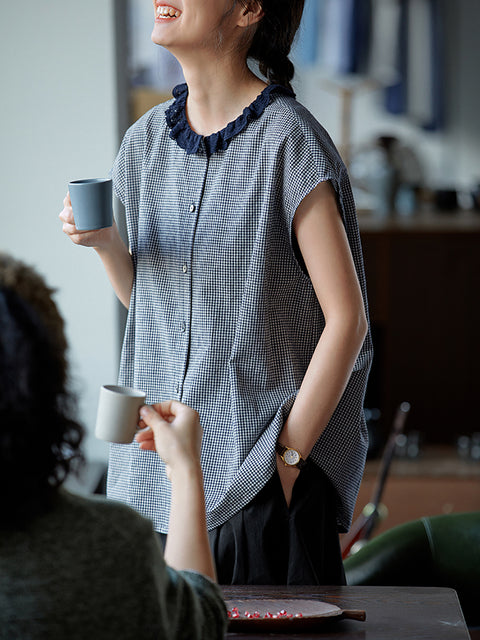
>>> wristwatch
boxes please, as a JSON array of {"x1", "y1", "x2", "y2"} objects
[{"x1": 275, "y1": 442, "x2": 307, "y2": 470}]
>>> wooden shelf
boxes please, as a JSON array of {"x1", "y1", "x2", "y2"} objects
[
  {"x1": 358, "y1": 209, "x2": 480, "y2": 234},
  {"x1": 360, "y1": 211, "x2": 480, "y2": 444}
]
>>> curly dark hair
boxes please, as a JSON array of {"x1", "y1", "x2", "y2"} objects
[
  {"x1": 0, "y1": 253, "x2": 84, "y2": 528},
  {"x1": 240, "y1": 0, "x2": 305, "y2": 93}
]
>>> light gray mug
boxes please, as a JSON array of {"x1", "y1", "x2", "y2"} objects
[
  {"x1": 68, "y1": 178, "x2": 113, "y2": 231},
  {"x1": 95, "y1": 385, "x2": 146, "y2": 444}
]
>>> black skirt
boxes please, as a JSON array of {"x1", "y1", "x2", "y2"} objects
[
  {"x1": 209, "y1": 462, "x2": 345, "y2": 585},
  {"x1": 158, "y1": 462, "x2": 345, "y2": 585}
]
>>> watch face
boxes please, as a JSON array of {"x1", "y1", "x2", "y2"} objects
[{"x1": 283, "y1": 448, "x2": 300, "y2": 466}]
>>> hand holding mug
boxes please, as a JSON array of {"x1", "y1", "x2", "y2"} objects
[
  {"x1": 136, "y1": 401, "x2": 202, "y2": 479},
  {"x1": 60, "y1": 192, "x2": 118, "y2": 249},
  {"x1": 59, "y1": 177, "x2": 115, "y2": 249}
]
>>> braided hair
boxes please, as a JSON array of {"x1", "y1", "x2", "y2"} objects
[{"x1": 241, "y1": 0, "x2": 305, "y2": 93}]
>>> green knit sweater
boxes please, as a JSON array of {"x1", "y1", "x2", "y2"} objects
[{"x1": 0, "y1": 489, "x2": 227, "y2": 639}]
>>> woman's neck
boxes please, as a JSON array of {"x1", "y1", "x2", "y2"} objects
[{"x1": 179, "y1": 55, "x2": 267, "y2": 136}]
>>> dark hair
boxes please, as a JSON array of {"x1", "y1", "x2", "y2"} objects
[
  {"x1": 0, "y1": 254, "x2": 84, "y2": 528},
  {"x1": 242, "y1": 0, "x2": 305, "y2": 93}
]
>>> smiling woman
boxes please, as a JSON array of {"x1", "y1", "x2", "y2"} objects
[{"x1": 60, "y1": 0, "x2": 373, "y2": 586}]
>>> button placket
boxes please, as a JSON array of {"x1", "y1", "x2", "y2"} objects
[{"x1": 177, "y1": 171, "x2": 205, "y2": 402}]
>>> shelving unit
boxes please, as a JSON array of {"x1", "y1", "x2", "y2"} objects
[{"x1": 360, "y1": 209, "x2": 480, "y2": 444}]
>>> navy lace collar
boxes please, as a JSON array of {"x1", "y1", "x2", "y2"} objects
[{"x1": 165, "y1": 83, "x2": 294, "y2": 156}]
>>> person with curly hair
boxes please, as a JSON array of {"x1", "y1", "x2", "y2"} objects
[{"x1": 0, "y1": 253, "x2": 227, "y2": 639}]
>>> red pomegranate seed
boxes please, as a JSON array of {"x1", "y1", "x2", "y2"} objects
[{"x1": 229, "y1": 606, "x2": 304, "y2": 620}]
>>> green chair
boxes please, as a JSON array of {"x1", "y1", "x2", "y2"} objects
[{"x1": 344, "y1": 511, "x2": 480, "y2": 627}]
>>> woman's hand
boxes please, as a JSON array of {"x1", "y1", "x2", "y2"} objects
[
  {"x1": 59, "y1": 191, "x2": 134, "y2": 308},
  {"x1": 59, "y1": 192, "x2": 117, "y2": 250},
  {"x1": 136, "y1": 401, "x2": 202, "y2": 479}
]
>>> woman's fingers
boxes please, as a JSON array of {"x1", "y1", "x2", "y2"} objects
[
  {"x1": 139, "y1": 404, "x2": 169, "y2": 429},
  {"x1": 59, "y1": 192, "x2": 84, "y2": 240},
  {"x1": 59, "y1": 208, "x2": 75, "y2": 224},
  {"x1": 150, "y1": 400, "x2": 188, "y2": 423},
  {"x1": 135, "y1": 402, "x2": 202, "y2": 467},
  {"x1": 63, "y1": 191, "x2": 72, "y2": 208},
  {"x1": 137, "y1": 437, "x2": 156, "y2": 452},
  {"x1": 136, "y1": 405, "x2": 171, "y2": 446},
  {"x1": 135, "y1": 423, "x2": 156, "y2": 451},
  {"x1": 61, "y1": 220, "x2": 78, "y2": 235},
  {"x1": 135, "y1": 425, "x2": 152, "y2": 442},
  {"x1": 59, "y1": 198, "x2": 117, "y2": 247}
]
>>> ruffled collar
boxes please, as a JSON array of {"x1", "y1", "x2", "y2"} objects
[{"x1": 165, "y1": 83, "x2": 294, "y2": 156}]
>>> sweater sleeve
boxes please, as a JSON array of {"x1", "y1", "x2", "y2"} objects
[
  {"x1": 163, "y1": 568, "x2": 228, "y2": 640},
  {"x1": 137, "y1": 524, "x2": 228, "y2": 640}
]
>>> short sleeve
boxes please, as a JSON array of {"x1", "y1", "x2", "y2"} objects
[
  {"x1": 110, "y1": 124, "x2": 142, "y2": 211},
  {"x1": 109, "y1": 121, "x2": 146, "y2": 262},
  {"x1": 273, "y1": 105, "x2": 352, "y2": 238}
]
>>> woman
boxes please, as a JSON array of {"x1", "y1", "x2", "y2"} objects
[
  {"x1": 60, "y1": 0, "x2": 373, "y2": 584},
  {"x1": 0, "y1": 253, "x2": 227, "y2": 639}
]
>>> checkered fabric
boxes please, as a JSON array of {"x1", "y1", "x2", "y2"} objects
[{"x1": 107, "y1": 86, "x2": 373, "y2": 533}]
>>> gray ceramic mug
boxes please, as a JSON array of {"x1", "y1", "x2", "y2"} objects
[
  {"x1": 68, "y1": 178, "x2": 113, "y2": 231},
  {"x1": 95, "y1": 385, "x2": 146, "y2": 444}
]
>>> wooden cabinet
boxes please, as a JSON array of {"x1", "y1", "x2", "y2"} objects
[{"x1": 360, "y1": 211, "x2": 480, "y2": 445}]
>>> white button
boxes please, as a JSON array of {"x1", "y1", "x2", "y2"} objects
[
  {"x1": 189, "y1": 204, "x2": 196, "y2": 213},
  {"x1": 182, "y1": 264, "x2": 187, "y2": 273},
  {"x1": 180, "y1": 321, "x2": 186, "y2": 332}
]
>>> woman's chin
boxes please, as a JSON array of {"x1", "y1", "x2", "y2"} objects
[{"x1": 151, "y1": 23, "x2": 176, "y2": 47}]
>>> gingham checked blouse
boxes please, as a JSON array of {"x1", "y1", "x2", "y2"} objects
[{"x1": 107, "y1": 83, "x2": 373, "y2": 533}]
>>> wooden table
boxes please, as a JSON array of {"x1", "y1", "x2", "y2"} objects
[{"x1": 222, "y1": 585, "x2": 470, "y2": 639}]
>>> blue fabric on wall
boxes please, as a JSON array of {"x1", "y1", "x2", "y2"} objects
[
  {"x1": 294, "y1": 0, "x2": 321, "y2": 66},
  {"x1": 385, "y1": 0, "x2": 408, "y2": 115},
  {"x1": 321, "y1": 0, "x2": 348, "y2": 73},
  {"x1": 423, "y1": 0, "x2": 444, "y2": 130},
  {"x1": 338, "y1": 0, "x2": 356, "y2": 73},
  {"x1": 349, "y1": 0, "x2": 373, "y2": 74},
  {"x1": 385, "y1": 0, "x2": 444, "y2": 130},
  {"x1": 293, "y1": 0, "x2": 444, "y2": 130}
]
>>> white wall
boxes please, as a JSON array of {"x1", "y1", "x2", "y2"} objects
[{"x1": 0, "y1": 2, "x2": 120, "y2": 462}]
